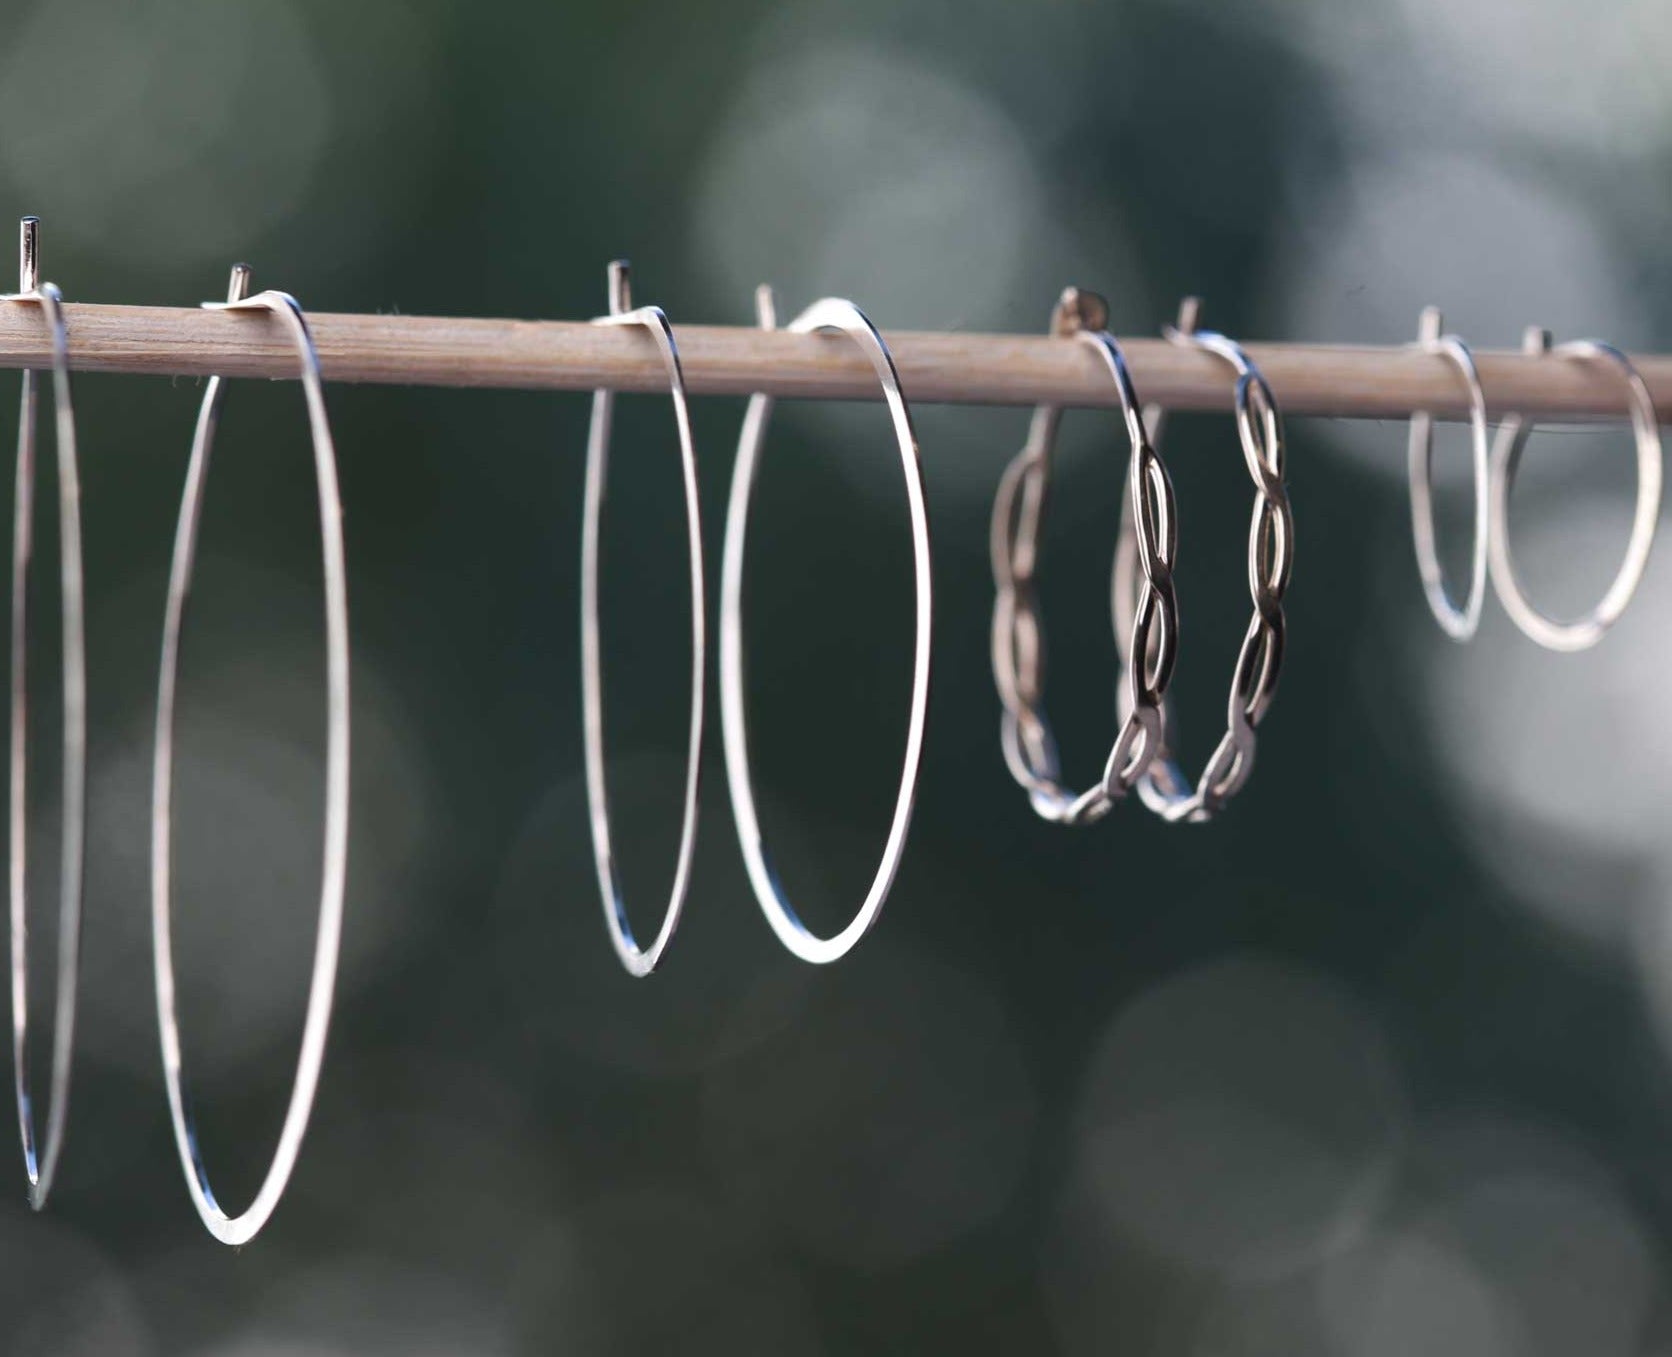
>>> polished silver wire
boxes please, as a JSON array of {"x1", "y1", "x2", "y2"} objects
[
  {"x1": 990, "y1": 286, "x2": 1178, "y2": 826},
  {"x1": 720, "y1": 287, "x2": 932, "y2": 965},
  {"x1": 1112, "y1": 299, "x2": 1293, "y2": 824},
  {"x1": 1407, "y1": 306, "x2": 1490, "y2": 641},
  {"x1": 581, "y1": 261, "x2": 704, "y2": 977},
  {"x1": 5, "y1": 218, "x2": 85, "y2": 1209},
  {"x1": 1488, "y1": 326, "x2": 1663, "y2": 652},
  {"x1": 152, "y1": 265, "x2": 350, "y2": 1246}
]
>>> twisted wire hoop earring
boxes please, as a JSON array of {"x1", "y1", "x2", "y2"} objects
[
  {"x1": 1112, "y1": 298, "x2": 1293, "y2": 824},
  {"x1": 5, "y1": 218, "x2": 85, "y2": 1209},
  {"x1": 152, "y1": 264, "x2": 350, "y2": 1246},
  {"x1": 1407, "y1": 305, "x2": 1490, "y2": 641},
  {"x1": 1487, "y1": 326, "x2": 1663, "y2": 652},
  {"x1": 720, "y1": 287, "x2": 931, "y2": 965},
  {"x1": 990, "y1": 286, "x2": 1178, "y2": 826},
  {"x1": 581, "y1": 261, "x2": 704, "y2": 977}
]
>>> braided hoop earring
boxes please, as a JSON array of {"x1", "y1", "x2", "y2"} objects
[
  {"x1": 720, "y1": 288, "x2": 931, "y2": 965},
  {"x1": 5, "y1": 218, "x2": 85, "y2": 1209},
  {"x1": 1488, "y1": 326, "x2": 1663, "y2": 652},
  {"x1": 581, "y1": 262, "x2": 704, "y2": 977},
  {"x1": 1407, "y1": 305, "x2": 1490, "y2": 641},
  {"x1": 152, "y1": 265, "x2": 350, "y2": 1246},
  {"x1": 990, "y1": 286, "x2": 1178, "y2": 826},
  {"x1": 1113, "y1": 299, "x2": 1292, "y2": 824}
]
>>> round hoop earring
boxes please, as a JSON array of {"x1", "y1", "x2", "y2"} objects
[
  {"x1": 581, "y1": 261, "x2": 704, "y2": 977},
  {"x1": 152, "y1": 265, "x2": 349, "y2": 1246},
  {"x1": 1112, "y1": 299, "x2": 1292, "y2": 824},
  {"x1": 1407, "y1": 305, "x2": 1490, "y2": 641},
  {"x1": 719, "y1": 287, "x2": 931, "y2": 965},
  {"x1": 5, "y1": 218, "x2": 86, "y2": 1209},
  {"x1": 1487, "y1": 326, "x2": 1663, "y2": 652},
  {"x1": 990, "y1": 286, "x2": 1178, "y2": 826}
]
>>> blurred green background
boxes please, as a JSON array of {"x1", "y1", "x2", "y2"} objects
[{"x1": 3, "y1": 0, "x2": 1672, "y2": 1352}]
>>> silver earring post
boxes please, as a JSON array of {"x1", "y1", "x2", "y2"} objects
[
  {"x1": 580, "y1": 260, "x2": 705, "y2": 977},
  {"x1": 991, "y1": 286, "x2": 1178, "y2": 826},
  {"x1": 1407, "y1": 306, "x2": 1490, "y2": 641},
  {"x1": 1116, "y1": 298, "x2": 1293, "y2": 824},
  {"x1": 1487, "y1": 326, "x2": 1663, "y2": 652},
  {"x1": 152, "y1": 264, "x2": 350, "y2": 1246},
  {"x1": 719, "y1": 289, "x2": 932, "y2": 964},
  {"x1": 4, "y1": 217, "x2": 86, "y2": 1209}
]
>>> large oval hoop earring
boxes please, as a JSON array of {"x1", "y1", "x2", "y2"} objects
[
  {"x1": 581, "y1": 261, "x2": 705, "y2": 977},
  {"x1": 5, "y1": 218, "x2": 86, "y2": 1209},
  {"x1": 1407, "y1": 305, "x2": 1490, "y2": 641},
  {"x1": 719, "y1": 287, "x2": 932, "y2": 965},
  {"x1": 1487, "y1": 326, "x2": 1663, "y2": 652},
  {"x1": 991, "y1": 286, "x2": 1179, "y2": 826},
  {"x1": 152, "y1": 264, "x2": 350, "y2": 1246},
  {"x1": 1114, "y1": 298, "x2": 1292, "y2": 824}
]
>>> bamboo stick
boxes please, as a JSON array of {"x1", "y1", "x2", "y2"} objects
[{"x1": 0, "y1": 301, "x2": 1665, "y2": 422}]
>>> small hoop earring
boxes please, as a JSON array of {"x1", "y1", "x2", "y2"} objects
[
  {"x1": 1113, "y1": 298, "x2": 1293, "y2": 823},
  {"x1": 990, "y1": 286, "x2": 1178, "y2": 826},
  {"x1": 152, "y1": 264, "x2": 350, "y2": 1246},
  {"x1": 1488, "y1": 326, "x2": 1663, "y2": 652},
  {"x1": 581, "y1": 261, "x2": 705, "y2": 977},
  {"x1": 1407, "y1": 306, "x2": 1490, "y2": 641},
  {"x1": 5, "y1": 218, "x2": 86, "y2": 1209},
  {"x1": 719, "y1": 287, "x2": 931, "y2": 965}
]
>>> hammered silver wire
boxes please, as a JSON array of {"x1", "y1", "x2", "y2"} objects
[
  {"x1": 152, "y1": 266, "x2": 350, "y2": 1246},
  {"x1": 990, "y1": 287, "x2": 1178, "y2": 826},
  {"x1": 720, "y1": 288, "x2": 932, "y2": 965},
  {"x1": 1487, "y1": 327, "x2": 1663, "y2": 653},
  {"x1": 5, "y1": 218, "x2": 85, "y2": 1209},
  {"x1": 1113, "y1": 301, "x2": 1293, "y2": 824},
  {"x1": 581, "y1": 261, "x2": 705, "y2": 977},
  {"x1": 1407, "y1": 306, "x2": 1491, "y2": 641}
]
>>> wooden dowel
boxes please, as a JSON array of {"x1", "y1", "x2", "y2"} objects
[{"x1": 0, "y1": 301, "x2": 1666, "y2": 422}]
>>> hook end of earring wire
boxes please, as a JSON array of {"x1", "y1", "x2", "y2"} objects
[
  {"x1": 226, "y1": 264, "x2": 253, "y2": 305},
  {"x1": 1051, "y1": 286, "x2": 1108, "y2": 337},
  {"x1": 1522, "y1": 325, "x2": 1552, "y2": 356},
  {"x1": 1417, "y1": 305, "x2": 1443, "y2": 344},
  {"x1": 753, "y1": 283, "x2": 777, "y2": 330},
  {"x1": 606, "y1": 259, "x2": 632, "y2": 317},
  {"x1": 1161, "y1": 295, "x2": 1202, "y2": 344},
  {"x1": 18, "y1": 216, "x2": 39, "y2": 294}
]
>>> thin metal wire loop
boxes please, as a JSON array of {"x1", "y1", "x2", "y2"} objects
[
  {"x1": 4, "y1": 218, "x2": 85, "y2": 1209},
  {"x1": 581, "y1": 261, "x2": 705, "y2": 977},
  {"x1": 1115, "y1": 303, "x2": 1293, "y2": 824},
  {"x1": 1406, "y1": 307, "x2": 1490, "y2": 641},
  {"x1": 720, "y1": 288, "x2": 932, "y2": 964},
  {"x1": 152, "y1": 266, "x2": 350, "y2": 1246},
  {"x1": 1488, "y1": 329, "x2": 1663, "y2": 652},
  {"x1": 989, "y1": 287, "x2": 1179, "y2": 827}
]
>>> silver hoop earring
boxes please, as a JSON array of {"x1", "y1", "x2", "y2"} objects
[
  {"x1": 1488, "y1": 326, "x2": 1663, "y2": 652},
  {"x1": 152, "y1": 265, "x2": 350, "y2": 1246},
  {"x1": 991, "y1": 286, "x2": 1178, "y2": 826},
  {"x1": 719, "y1": 287, "x2": 931, "y2": 965},
  {"x1": 1407, "y1": 306, "x2": 1490, "y2": 641},
  {"x1": 1113, "y1": 299, "x2": 1292, "y2": 823},
  {"x1": 581, "y1": 261, "x2": 704, "y2": 977},
  {"x1": 5, "y1": 218, "x2": 85, "y2": 1209}
]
